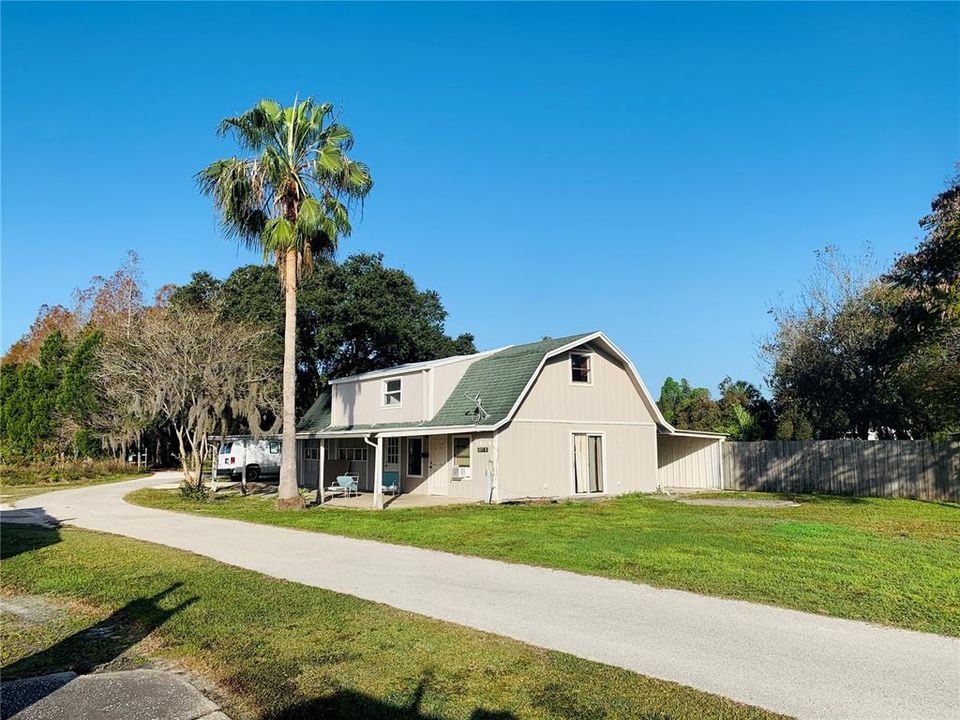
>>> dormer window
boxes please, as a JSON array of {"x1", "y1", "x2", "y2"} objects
[
  {"x1": 571, "y1": 353, "x2": 592, "y2": 384},
  {"x1": 383, "y1": 378, "x2": 402, "y2": 407}
]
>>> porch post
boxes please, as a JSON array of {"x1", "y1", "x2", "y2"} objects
[
  {"x1": 373, "y1": 435, "x2": 384, "y2": 510},
  {"x1": 317, "y1": 439, "x2": 326, "y2": 505}
]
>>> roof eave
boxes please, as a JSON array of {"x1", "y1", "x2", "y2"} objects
[
  {"x1": 327, "y1": 346, "x2": 510, "y2": 386},
  {"x1": 662, "y1": 429, "x2": 728, "y2": 439},
  {"x1": 297, "y1": 423, "x2": 498, "y2": 439}
]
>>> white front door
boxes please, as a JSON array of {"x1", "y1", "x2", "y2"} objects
[
  {"x1": 383, "y1": 437, "x2": 400, "y2": 474},
  {"x1": 428, "y1": 435, "x2": 448, "y2": 495}
]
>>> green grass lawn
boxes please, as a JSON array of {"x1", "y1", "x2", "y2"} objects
[
  {"x1": 1, "y1": 525, "x2": 784, "y2": 720},
  {"x1": 0, "y1": 471, "x2": 146, "y2": 505},
  {"x1": 130, "y1": 489, "x2": 960, "y2": 636}
]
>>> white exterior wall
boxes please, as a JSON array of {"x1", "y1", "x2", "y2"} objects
[
  {"x1": 514, "y1": 347, "x2": 658, "y2": 424},
  {"x1": 657, "y1": 435, "x2": 723, "y2": 489},
  {"x1": 374, "y1": 432, "x2": 493, "y2": 499},
  {"x1": 431, "y1": 357, "x2": 480, "y2": 417},
  {"x1": 496, "y1": 344, "x2": 660, "y2": 500},
  {"x1": 331, "y1": 370, "x2": 427, "y2": 426},
  {"x1": 329, "y1": 355, "x2": 483, "y2": 428},
  {"x1": 496, "y1": 422, "x2": 658, "y2": 500}
]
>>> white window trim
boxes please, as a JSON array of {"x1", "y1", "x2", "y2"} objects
[
  {"x1": 451, "y1": 435, "x2": 472, "y2": 473},
  {"x1": 569, "y1": 351, "x2": 594, "y2": 386},
  {"x1": 338, "y1": 447, "x2": 368, "y2": 462},
  {"x1": 569, "y1": 431, "x2": 607, "y2": 495},
  {"x1": 381, "y1": 378, "x2": 403, "y2": 408},
  {"x1": 385, "y1": 437, "x2": 400, "y2": 465},
  {"x1": 406, "y1": 436, "x2": 424, "y2": 477}
]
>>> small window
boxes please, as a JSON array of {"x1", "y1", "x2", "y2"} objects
[
  {"x1": 305, "y1": 446, "x2": 319, "y2": 460},
  {"x1": 571, "y1": 353, "x2": 591, "y2": 383},
  {"x1": 338, "y1": 446, "x2": 367, "y2": 462},
  {"x1": 219, "y1": 442, "x2": 232, "y2": 454},
  {"x1": 453, "y1": 437, "x2": 471, "y2": 469},
  {"x1": 383, "y1": 378, "x2": 402, "y2": 406},
  {"x1": 386, "y1": 437, "x2": 399, "y2": 464},
  {"x1": 268, "y1": 441, "x2": 281, "y2": 454}
]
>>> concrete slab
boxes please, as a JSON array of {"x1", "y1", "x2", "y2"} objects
[
  {"x1": 317, "y1": 491, "x2": 478, "y2": 509},
  {"x1": 2, "y1": 669, "x2": 222, "y2": 720},
  {"x1": 1, "y1": 672, "x2": 77, "y2": 719}
]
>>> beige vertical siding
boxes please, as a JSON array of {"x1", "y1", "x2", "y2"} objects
[
  {"x1": 656, "y1": 435, "x2": 723, "y2": 489},
  {"x1": 496, "y1": 342, "x2": 660, "y2": 500},
  {"x1": 378, "y1": 433, "x2": 492, "y2": 499},
  {"x1": 514, "y1": 346, "x2": 657, "y2": 424},
  {"x1": 431, "y1": 357, "x2": 481, "y2": 416},
  {"x1": 496, "y1": 422, "x2": 658, "y2": 500},
  {"x1": 331, "y1": 370, "x2": 426, "y2": 426},
  {"x1": 446, "y1": 432, "x2": 494, "y2": 500},
  {"x1": 329, "y1": 355, "x2": 482, "y2": 427}
]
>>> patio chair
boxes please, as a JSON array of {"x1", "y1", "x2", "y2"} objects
[
  {"x1": 382, "y1": 471, "x2": 401, "y2": 496},
  {"x1": 328, "y1": 474, "x2": 359, "y2": 498}
]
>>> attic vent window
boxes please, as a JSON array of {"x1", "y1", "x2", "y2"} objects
[
  {"x1": 571, "y1": 353, "x2": 592, "y2": 384},
  {"x1": 383, "y1": 379, "x2": 402, "y2": 407}
]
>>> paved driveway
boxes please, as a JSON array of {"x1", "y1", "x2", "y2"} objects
[{"x1": 10, "y1": 473, "x2": 960, "y2": 720}]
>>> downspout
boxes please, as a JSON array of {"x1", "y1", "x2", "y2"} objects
[{"x1": 490, "y1": 431, "x2": 501, "y2": 504}]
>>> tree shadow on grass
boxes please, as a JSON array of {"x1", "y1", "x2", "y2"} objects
[
  {"x1": 263, "y1": 678, "x2": 518, "y2": 720},
  {"x1": 0, "y1": 519, "x2": 62, "y2": 560},
  {"x1": 1, "y1": 583, "x2": 196, "y2": 681}
]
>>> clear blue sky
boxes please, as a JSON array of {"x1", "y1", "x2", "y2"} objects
[{"x1": 2, "y1": 2, "x2": 957, "y2": 395}]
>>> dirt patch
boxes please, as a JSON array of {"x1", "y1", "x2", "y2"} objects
[
  {"x1": 677, "y1": 498, "x2": 800, "y2": 508},
  {"x1": 0, "y1": 596, "x2": 66, "y2": 626}
]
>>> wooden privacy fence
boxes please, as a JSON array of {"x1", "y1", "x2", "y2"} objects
[{"x1": 721, "y1": 440, "x2": 959, "y2": 501}]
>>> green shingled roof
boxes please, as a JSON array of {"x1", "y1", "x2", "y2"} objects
[
  {"x1": 427, "y1": 334, "x2": 592, "y2": 427},
  {"x1": 296, "y1": 388, "x2": 331, "y2": 433},
  {"x1": 296, "y1": 333, "x2": 595, "y2": 434}
]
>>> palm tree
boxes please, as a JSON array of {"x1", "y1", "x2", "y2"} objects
[{"x1": 198, "y1": 98, "x2": 372, "y2": 508}]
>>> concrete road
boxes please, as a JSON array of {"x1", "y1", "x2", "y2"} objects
[{"x1": 10, "y1": 474, "x2": 960, "y2": 720}]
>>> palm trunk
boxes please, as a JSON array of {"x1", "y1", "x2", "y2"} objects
[{"x1": 277, "y1": 247, "x2": 303, "y2": 508}]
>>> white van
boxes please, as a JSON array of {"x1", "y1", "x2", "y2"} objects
[{"x1": 215, "y1": 437, "x2": 282, "y2": 483}]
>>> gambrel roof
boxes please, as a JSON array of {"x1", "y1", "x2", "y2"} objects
[{"x1": 297, "y1": 332, "x2": 678, "y2": 437}]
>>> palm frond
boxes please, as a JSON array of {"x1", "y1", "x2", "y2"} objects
[
  {"x1": 261, "y1": 217, "x2": 296, "y2": 257},
  {"x1": 195, "y1": 157, "x2": 267, "y2": 248},
  {"x1": 201, "y1": 95, "x2": 373, "y2": 279},
  {"x1": 217, "y1": 99, "x2": 285, "y2": 152}
]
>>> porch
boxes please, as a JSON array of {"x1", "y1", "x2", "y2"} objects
[
  {"x1": 316, "y1": 490, "x2": 478, "y2": 510},
  {"x1": 298, "y1": 431, "x2": 495, "y2": 508}
]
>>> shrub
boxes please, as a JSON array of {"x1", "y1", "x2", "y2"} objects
[
  {"x1": 178, "y1": 480, "x2": 210, "y2": 502},
  {"x1": 0, "y1": 458, "x2": 140, "y2": 487}
]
